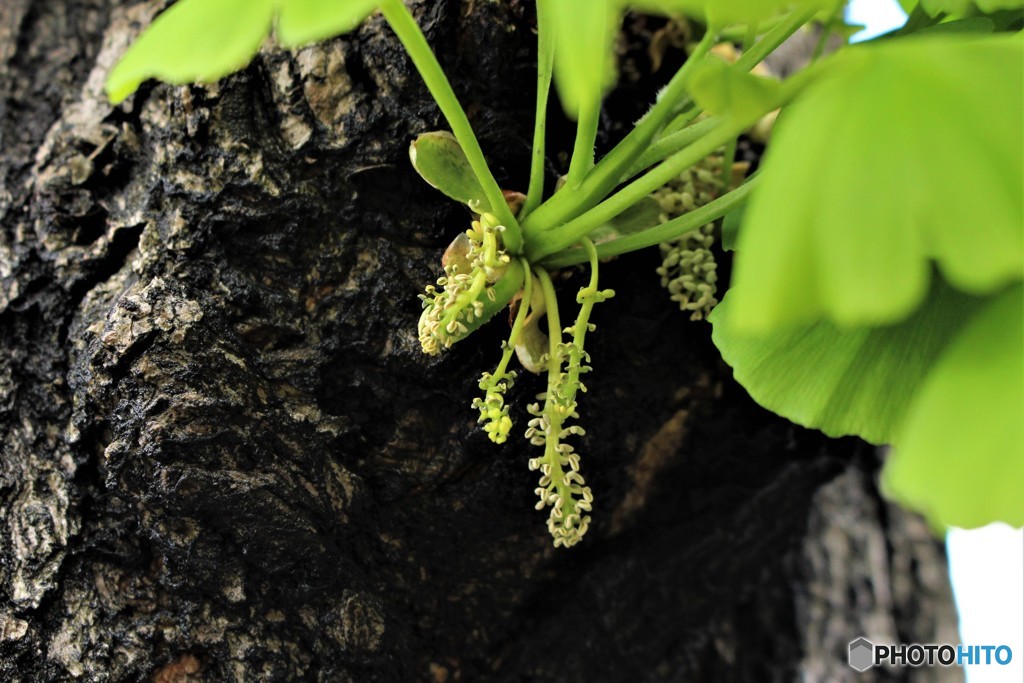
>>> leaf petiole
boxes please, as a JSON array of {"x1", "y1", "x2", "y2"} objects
[
  {"x1": 624, "y1": 115, "x2": 720, "y2": 179},
  {"x1": 522, "y1": 0, "x2": 555, "y2": 220},
  {"x1": 733, "y1": 7, "x2": 818, "y2": 72},
  {"x1": 521, "y1": 30, "x2": 717, "y2": 237},
  {"x1": 565, "y1": 94, "x2": 601, "y2": 188},
  {"x1": 539, "y1": 175, "x2": 758, "y2": 269},
  {"x1": 380, "y1": 0, "x2": 523, "y2": 251},
  {"x1": 526, "y1": 116, "x2": 738, "y2": 261},
  {"x1": 495, "y1": 259, "x2": 535, "y2": 378}
]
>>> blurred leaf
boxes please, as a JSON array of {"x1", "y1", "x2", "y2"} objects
[
  {"x1": 921, "y1": 0, "x2": 973, "y2": 13},
  {"x1": 720, "y1": 203, "x2": 745, "y2": 251},
  {"x1": 921, "y1": 0, "x2": 1024, "y2": 15},
  {"x1": 689, "y1": 56, "x2": 780, "y2": 118},
  {"x1": 912, "y1": 16, "x2": 996, "y2": 33},
  {"x1": 550, "y1": 0, "x2": 619, "y2": 119},
  {"x1": 688, "y1": 58, "x2": 774, "y2": 119},
  {"x1": 711, "y1": 277, "x2": 984, "y2": 444},
  {"x1": 981, "y1": 0, "x2": 1024, "y2": 10},
  {"x1": 829, "y1": 20, "x2": 869, "y2": 41},
  {"x1": 629, "y1": 0, "x2": 841, "y2": 27},
  {"x1": 409, "y1": 132, "x2": 492, "y2": 212},
  {"x1": 107, "y1": 0, "x2": 383, "y2": 103},
  {"x1": 277, "y1": 0, "x2": 378, "y2": 47},
  {"x1": 729, "y1": 34, "x2": 1023, "y2": 333},
  {"x1": 883, "y1": 284, "x2": 1024, "y2": 529},
  {"x1": 988, "y1": 8, "x2": 1024, "y2": 29},
  {"x1": 106, "y1": 0, "x2": 276, "y2": 104}
]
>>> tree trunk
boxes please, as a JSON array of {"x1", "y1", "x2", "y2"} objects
[{"x1": 0, "y1": 1, "x2": 960, "y2": 681}]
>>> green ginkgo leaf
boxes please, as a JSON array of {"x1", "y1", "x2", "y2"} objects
[
  {"x1": 975, "y1": 0, "x2": 1024, "y2": 9},
  {"x1": 882, "y1": 284, "x2": 1024, "y2": 529},
  {"x1": 549, "y1": 0, "x2": 619, "y2": 119},
  {"x1": 106, "y1": 0, "x2": 276, "y2": 104},
  {"x1": 920, "y1": 0, "x2": 1024, "y2": 15},
  {"x1": 277, "y1": 0, "x2": 379, "y2": 47},
  {"x1": 729, "y1": 33, "x2": 1023, "y2": 333},
  {"x1": 629, "y1": 0, "x2": 839, "y2": 28},
  {"x1": 920, "y1": 0, "x2": 974, "y2": 13},
  {"x1": 913, "y1": 17, "x2": 995, "y2": 34},
  {"x1": 689, "y1": 57, "x2": 780, "y2": 119},
  {"x1": 710, "y1": 278, "x2": 986, "y2": 444},
  {"x1": 409, "y1": 132, "x2": 493, "y2": 213}
]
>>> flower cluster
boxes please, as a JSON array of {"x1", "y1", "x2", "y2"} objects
[
  {"x1": 654, "y1": 158, "x2": 722, "y2": 320},
  {"x1": 418, "y1": 213, "x2": 511, "y2": 355},
  {"x1": 470, "y1": 260, "x2": 534, "y2": 445},
  {"x1": 526, "y1": 261, "x2": 612, "y2": 548},
  {"x1": 526, "y1": 393, "x2": 594, "y2": 549},
  {"x1": 472, "y1": 368, "x2": 516, "y2": 444}
]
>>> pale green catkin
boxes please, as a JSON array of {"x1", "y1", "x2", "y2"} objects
[{"x1": 654, "y1": 157, "x2": 722, "y2": 320}]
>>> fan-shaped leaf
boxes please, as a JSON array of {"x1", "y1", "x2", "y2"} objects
[
  {"x1": 920, "y1": 0, "x2": 1023, "y2": 16},
  {"x1": 549, "y1": 0, "x2": 619, "y2": 118},
  {"x1": 106, "y1": 0, "x2": 276, "y2": 104},
  {"x1": 914, "y1": 17, "x2": 995, "y2": 34},
  {"x1": 729, "y1": 34, "x2": 1023, "y2": 332},
  {"x1": 710, "y1": 278, "x2": 986, "y2": 444},
  {"x1": 689, "y1": 57, "x2": 780, "y2": 119},
  {"x1": 883, "y1": 284, "x2": 1024, "y2": 529},
  {"x1": 277, "y1": 0, "x2": 379, "y2": 47}
]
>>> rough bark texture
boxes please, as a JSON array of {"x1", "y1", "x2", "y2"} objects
[{"x1": 1, "y1": 1, "x2": 960, "y2": 681}]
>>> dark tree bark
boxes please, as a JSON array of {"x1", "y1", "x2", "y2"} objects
[{"x1": 1, "y1": 1, "x2": 960, "y2": 681}]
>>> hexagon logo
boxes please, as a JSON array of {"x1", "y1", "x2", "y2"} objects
[{"x1": 848, "y1": 638, "x2": 875, "y2": 672}]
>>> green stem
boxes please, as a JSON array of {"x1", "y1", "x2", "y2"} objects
[
  {"x1": 811, "y1": 18, "x2": 833, "y2": 62},
  {"x1": 380, "y1": 0, "x2": 522, "y2": 251},
  {"x1": 522, "y1": 0, "x2": 555, "y2": 220},
  {"x1": 534, "y1": 267, "x2": 577, "y2": 530},
  {"x1": 656, "y1": 9, "x2": 813, "y2": 140},
  {"x1": 734, "y1": 7, "x2": 817, "y2": 72},
  {"x1": 626, "y1": 116, "x2": 720, "y2": 179},
  {"x1": 744, "y1": 21, "x2": 759, "y2": 54},
  {"x1": 540, "y1": 176, "x2": 758, "y2": 268},
  {"x1": 720, "y1": 136, "x2": 737, "y2": 190},
  {"x1": 522, "y1": 8, "x2": 815, "y2": 239},
  {"x1": 811, "y1": 2, "x2": 846, "y2": 64},
  {"x1": 717, "y1": 14, "x2": 785, "y2": 41},
  {"x1": 493, "y1": 258, "x2": 534, "y2": 378},
  {"x1": 566, "y1": 94, "x2": 600, "y2": 188},
  {"x1": 657, "y1": 106, "x2": 703, "y2": 141},
  {"x1": 527, "y1": 116, "x2": 740, "y2": 261},
  {"x1": 520, "y1": 30, "x2": 717, "y2": 238},
  {"x1": 535, "y1": 268, "x2": 562, "y2": 369},
  {"x1": 527, "y1": 53, "x2": 820, "y2": 264},
  {"x1": 563, "y1": 238, "x2": 601, "y2": 398},
  {"x1": 719, "y1": 20, "x2": 762, "y2": 191}
]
